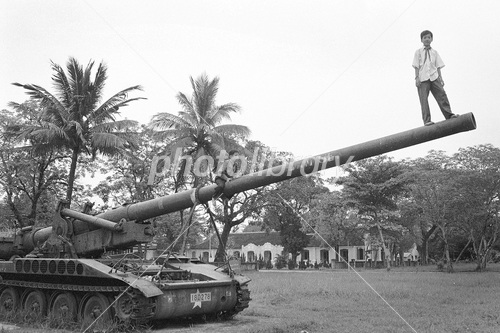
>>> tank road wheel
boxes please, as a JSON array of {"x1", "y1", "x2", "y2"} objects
[
  {"x1": 113, "y1": 293, "x2": 134, "y2": 322},
  {"x1": 80, "y1": 293, "x2": 112, "y2": 327},
  {"x1": 51, "y1": 292, "x2": 78, "y2": 321},
  {"x1": 0, "y1": 287, "x2": 20, "y2": 312},
  {"x1": 23, "y1": 290, "x2": 48, "y2": 317}
]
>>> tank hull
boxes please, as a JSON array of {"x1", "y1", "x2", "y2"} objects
[{"x1": 0, "y1": 258, "x2": 250, "y2": 322}]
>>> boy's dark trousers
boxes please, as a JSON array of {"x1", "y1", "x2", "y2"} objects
[{"x1": 417, "y1": 79, "x2": 454, "y2": 124}]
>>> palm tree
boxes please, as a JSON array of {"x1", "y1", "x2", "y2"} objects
[
  {"x1": 149, "y1": 73, "x2": 250, "y2": 185},
  {"x1": 149, "y1": 73, "x2": 250, "y2": 253},
  {"x1": 13, "y1": 57, "x2": 145, "y2": 205}
]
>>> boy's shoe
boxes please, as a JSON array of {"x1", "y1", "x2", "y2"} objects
[
  {"x1": 424, "y1": 121, "x2": 435, "y2": 126},
  {"x1": 449, "y1": 114, "x2": 459, "y2": 118},
  {"x1": 211, "y1": 197, "x2": 216, "y2": 207}
]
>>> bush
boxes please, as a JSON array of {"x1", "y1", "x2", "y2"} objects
[
  {"x1": 287, "y1": 259, "x2": 296, "y2": 270},
  {"x1": 275, "y1": 254, "x2": 287, "y2": 269},
  {"x1": 265, "y1": 260, "x2": 273, "y2": 269}
]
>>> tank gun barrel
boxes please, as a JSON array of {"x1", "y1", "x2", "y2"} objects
[
  {"x1": 97, "y1": 113, "x2": 476, "y2": 223},
  {"x1": 60, "y1": 208, "x2": 123, "y2": 231}
]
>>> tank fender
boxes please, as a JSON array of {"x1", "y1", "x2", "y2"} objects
[
  {"x1": 232, "y1": 274, "x2": 251, "y2": 286},
  {"x1": 78, "y1": 259, "x2": 163, "y2": 297},
  {"x1": 118, "y1": 275, "x2": 164, "y2": 297}
]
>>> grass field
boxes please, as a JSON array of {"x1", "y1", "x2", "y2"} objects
[
  {"x1": 3, "y1": 264, "x2": 500, "y2": 333},
  {"x1": 228, "y1": 264, "x2": 500, "y2": 333}
]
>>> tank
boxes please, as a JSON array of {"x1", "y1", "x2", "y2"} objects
[{"x1": 0, "y1": 114, "x2": 476, "y2": 325}]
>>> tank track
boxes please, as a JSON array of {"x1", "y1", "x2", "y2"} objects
[
  {"x1": 0, "y1": 278, "x2": 156, "y2": 322},
  {"x1": 1, "y1": 277, "x2": 250, "y2": 323},
  {"x1": 224, "y1": 282, "x2": 251, "y2": 318},
  {"x1": 126, "y1": 288, "x2": 157, "y2": 322}
]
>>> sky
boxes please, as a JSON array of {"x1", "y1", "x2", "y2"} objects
[{"x1": 2, "y1": 0, "x2": 500, "y2": 172}]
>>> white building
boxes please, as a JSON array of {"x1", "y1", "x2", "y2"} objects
[{"x1": 190, "y1": 231, "x2": 383, "y2": 268}]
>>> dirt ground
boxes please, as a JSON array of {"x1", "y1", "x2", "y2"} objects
[
  {"x1": 152, "y1": 315, "x2": 277, "y2": 333},
  {"x1": 0, "y1": 323, "x2": 20, "y2": 331},
  {"x1": 0, "y1": 315, "x2": 275, "y2": 333}
]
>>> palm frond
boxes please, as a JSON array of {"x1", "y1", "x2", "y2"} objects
[
  {"x1": 68, "y1": 120, "x2": 87, "y2": 147},
  {"x1": 92, "y1": 119, "x2": 138, "y2": 133},
  {"x1": 82, "y1": 59, "x2": 94, "y2": 96},
  {"x1": 32, "y1": 142, "x2": 69, "y2": 155},
  {"x1": 12, "y1": 83, "x2": 67, "y2": 117},
  {"x1": 41, "y1": 105, "x2": 70, "y2": 129},
  {"x1": 91, "y1": 96, "x2": 146, "y2": 126},
  {"x1": 210, "y1": 102, "x2": 241, "y2": 124},
  {"x1": 192, "y1": 74, "x2": 219, "y2": 118},
  {"x1": 176, "y1": 92, "x2": 195, "y2": 114},
  {"x1": 89, "y1": 61, "x2": 108, "y2": 109},
  {"x1": 213, "y1": 124, "x2": 251, "y2": 137},
  {"x1": 150, "y1": 128, "x2": 191, "y2": 142},
  {"x1": 25, "y1": 124, "x2": 69, "y2": 143},
  {"x1": 91, "y1": 132, "x2": 128, "y2": 150},
  {"x1": 66, "y1": 57, "x2": 85, "y2": 99},
  {"x1": 50, "y1": 60, "x2": 73, "y2": 108},
  {"x1": 149, "y1": 112, "x2": 192, "y2": 130},
  {"x1": 92, "y1": 86, "x2": 145, "y2": 122},
  {"x1": 176, "y1": 110, "x2": 198, "y2": 128},
  {"x1": 163, "y1": 136, "x2": 195, "y2": 156}
]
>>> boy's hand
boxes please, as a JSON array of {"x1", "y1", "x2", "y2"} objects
[
  {"x1": 439, "y1": 77, "x2": 445, "y2": 86},
  {"x1": 415, "y1": 77, "x2": 421, "y2": 87}
]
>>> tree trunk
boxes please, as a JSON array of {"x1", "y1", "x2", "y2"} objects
[
  {"x1": 444, "y1": 241, "x2": 453, "y2": 273},
  {"x1": 454, "y1": 238, "x2": 472, "y2": 264},
  {"x1": 376, "y1": 221, "x2": 391, "y2": 271},
  {"x1": 419, "y1": 225, "x2": 437, "y2": 265},
  {"x1": 180, "y1": 207, "x2": 198, "y2": 255},
  {"x1": 215, "y1": 219, "x2": 232, "y2": 262},
  {"x1": 399, "y1": 245, "x2": 405, "y2": 267},
  {"x1": 1, "y1": 156, "x2": 26, "y2": 227},
  {"x1": 475, "y1": 237, "x2": 493, "y2": 272},
  {"x1": 291, "y1": 253, "x2": 298, "y2": 269},
  {"x1": 66, "y1": 147, "x2": 79, "y2": 205},
  {"x1": 441, "y1": 227, "x2": 454, "y2": 273},
  {"x1": 5, "y1": 189, "x2": 25, "y2": 227}
]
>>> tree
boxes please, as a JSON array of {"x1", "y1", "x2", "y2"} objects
[
  {"x1": 210, "y1": 140, "x2": 276, "y2": 262},
  {"x1": 148, "y1": 73, "x2": 250, "y2": 185},
  {"x1": 340, "y1": 155, "x2": 408, "y2": 271},
  {"x1": 406, "y1": 151, "x2": 459, "y2": 272},
  {"x1": 211, "y1": 186, "x2": 269, "y2": 262},
  {"x1": 309, "y1": 191, "x2": 365, "y2": 259},
  {"x1": 148, "y1": 73, "x2": 250, "y2": 254},
  {"x1": 452, "y1": 144, "x2": 500, "y2": 271},
  {"x1": 398, "y1": 197, "x2": 436, "y2": 265},
  {"x1": 91, "y1": 125, "x2": 164, "y2": 208},
  {"x1": 86, "y1": 126, "x2": 207, "y2": 253},
  {"x1": 264, "y1": 176, "x2": 328, "y2": 266},
  {"x1": 0, "y1": 102, "x2": 67, "y2": 227},
  {"x1": 13, "y1": 57, "x2": 144, "y2": 205}
]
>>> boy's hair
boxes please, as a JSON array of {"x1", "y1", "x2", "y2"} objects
[
  {"x1": 420, "y1": 30, "x2": 433, "y2": 39},
  {"x1": 228, "y1": 150, "x2": 239, "y2": 157}
]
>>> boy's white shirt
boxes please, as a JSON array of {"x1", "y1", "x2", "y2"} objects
[{"x1": 412, "y1": 47, "x2": 445, "y2": 82}]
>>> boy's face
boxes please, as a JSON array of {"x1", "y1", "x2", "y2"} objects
[{"x1": 421, "y1": 34, "x2": 433, "y2": 47}]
